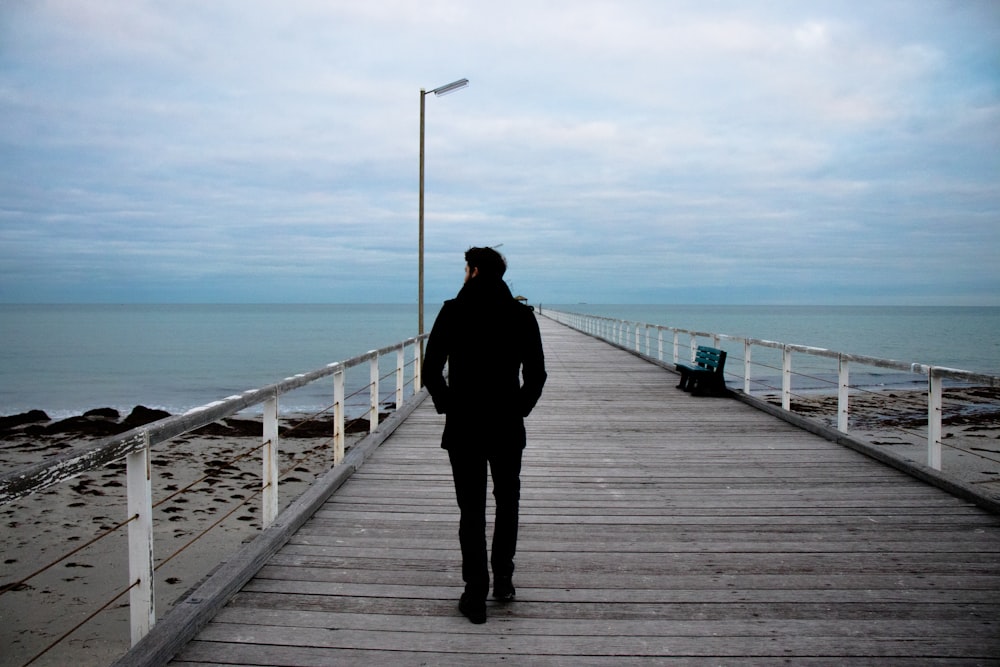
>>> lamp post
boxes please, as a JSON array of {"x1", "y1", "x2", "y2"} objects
[{"x1": 419, "y1": 78, "x2": 468, "y2": 355}]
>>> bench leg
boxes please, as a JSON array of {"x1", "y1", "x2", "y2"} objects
[
  {"x1": 709, "y1": 377, "x2": 728, "y2": 396},
  {"x1": 694, "y1": 376, "x2": 727, "y2": 397},
  {"x1": 677, "y1": 370, "x2": 691, "y2": 391}
]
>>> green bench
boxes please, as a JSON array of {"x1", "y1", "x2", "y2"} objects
[{"x1": 676, "y1": 345, "x2": 728, "y2": 396}]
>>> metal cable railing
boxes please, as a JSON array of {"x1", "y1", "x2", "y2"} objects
[
  {"x1": 543, "y1": 307, "x2": 1000, "y2": 486},
  {"x1": 0, "y1": 333, "x2": 428, "y2": 667}
]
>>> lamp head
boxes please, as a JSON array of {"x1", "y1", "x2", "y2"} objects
[{"x1": 430, "y1": 78, "x2": 469, "y2": 96}]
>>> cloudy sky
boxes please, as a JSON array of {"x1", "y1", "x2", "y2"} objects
[{"x1": 1, "y1": 1, "x2": 998, "y2": 305}]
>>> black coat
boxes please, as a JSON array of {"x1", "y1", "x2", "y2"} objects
[{"x1": 422, "y1": 277, "x2": 547, "y2": 450}]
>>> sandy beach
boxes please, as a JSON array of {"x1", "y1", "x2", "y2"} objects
[
  {"x1": 772, "y1": 385, "x2": 1000, "y2": 489},
  {"x1": 2, "y1": 388, "x2": 998, "y2": 667},
  {"x1": 1, "y1": 411, "x2": 361, "y2": 667}
]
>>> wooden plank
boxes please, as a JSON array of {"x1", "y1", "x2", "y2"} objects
[
  {"x1": 148, "y1": 315, "x2": 1000, "y2": 666},
  {"x1": 180, "y1": 620, "x2": 994, "y2": 659},
  {"x1": 230, "y1": 585, "x2": 1000, "y2": 610},
  {"x1": 172, "y1": 643, "x2": 994, "y2": 667}
]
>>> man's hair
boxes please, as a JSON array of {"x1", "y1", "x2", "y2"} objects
[{"x1": 465, "y1": 246, "x2": 507, "y2": 280}]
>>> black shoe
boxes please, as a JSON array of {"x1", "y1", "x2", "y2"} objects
[
  {"x1": 459, "y1": 593, "x2": 486, "y2": 624},
  {"x1": 493, "y1": 577, "x2": 515, "y2": 602}
]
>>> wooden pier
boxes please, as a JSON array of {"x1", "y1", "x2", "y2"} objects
[{"x1": 155, "y1": 316, "x2": 999, "y2": 665}]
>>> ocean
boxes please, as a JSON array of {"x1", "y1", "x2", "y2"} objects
[
  {"x1": 1, "y1": 303, "x2": 998, "y2": 419},
  {"x1": 0, "y1": 304, "x2": 438, "y2": 419}
]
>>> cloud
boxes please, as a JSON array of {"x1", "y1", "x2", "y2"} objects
[{"x1": 0, "y1": 0, "x2": 998, "y2": 304}]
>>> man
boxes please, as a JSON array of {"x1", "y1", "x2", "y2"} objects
[{"x1": 422, "y1": 247, "x2": 547, "y2": 624}]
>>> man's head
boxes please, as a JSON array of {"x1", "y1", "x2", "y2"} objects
[{"x1": 464, "y1": 246, "x2": 507, "y2": 282}]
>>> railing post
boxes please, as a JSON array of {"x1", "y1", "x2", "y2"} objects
[
  {"x1": 673, "y1": 331, "x2": 679, "y2": 364},
  {"x1": 396, "y1": 343, "x2": 405, "y2": 409},
  {"x1": 415, "y1": 338, "x2": 423, "y2": 390},
  {"x1": 928, "y1": 369, "x2": 943, "y2": 470},
  {"x1": 838, "y1": 355, "x2": 850, "y2": 433},
  {"x1": 782, "y1": 346, "x2": 792, "y2": 411},
  {"x1": 369, "y1": 352, "x2": 379, "y2": 433},
  {"x1": 261, "y1": 394, "x2": 279, "y2": 528},
  {"x1": 126, "y1": 432, "x2": 155, "y2": 646},
  {"x1": 743, "y1": 339, "x2": 752, "y2": 394},
  {"x1": 333, "y1": 365, "x2": 345, "y2": 465},
  {"x1": 657, "y1": 328, "x2": 664, "y2": 361},
  {"x1": 634, "y1": 325, "x2": 641, "y2": 353}
]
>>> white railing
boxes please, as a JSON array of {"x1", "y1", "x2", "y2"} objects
[
  {"x1": 543, "y1": 308, "x2": 1000, "y2": 475},
  {"x1": 0, "y1": 333, "x2": 427, "y2": 665}
]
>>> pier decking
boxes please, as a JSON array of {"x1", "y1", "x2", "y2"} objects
[{"x1": 165, "y1": 316, "x2": 1000, "y2": 665}]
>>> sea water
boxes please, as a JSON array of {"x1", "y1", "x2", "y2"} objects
[
  {"x1": 0, "y1": 304, "x2": 438, "y2": 418},
  {"x1": 1, "y1": 303, "x2": 998, "y2": 418}
]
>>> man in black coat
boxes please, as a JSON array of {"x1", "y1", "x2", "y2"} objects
[{"x1": 422, "y1": 247, "x2": 547, "y2": 624}]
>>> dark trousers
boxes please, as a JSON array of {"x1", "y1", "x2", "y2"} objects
[{"x1": 448, "y1": 444, "x2": 523, "y2": 598}]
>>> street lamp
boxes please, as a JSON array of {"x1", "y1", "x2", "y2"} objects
[{"x1": 419, "y1": 78, "x2": 469, "y2": 352}]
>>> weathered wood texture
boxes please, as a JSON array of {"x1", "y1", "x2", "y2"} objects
[{"x1": 168, "y1": 316, "x2": 1000, "y2": 666}]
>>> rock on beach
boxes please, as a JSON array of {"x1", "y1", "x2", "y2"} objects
[
  {"x1": 0, "y1": 405, "x2": 383, "y2": 444},
  {"x1": 0, "y1": 405, "x2": 172, "y2": 439}
]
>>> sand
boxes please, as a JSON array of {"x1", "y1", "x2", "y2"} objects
[
  {"x1": 1, "y1": 415, "x2": 358, "y2": 667},
  {"x1": 1, "y1": 387, "x2": 998, "y2": 667},
  {"x1": 773, "y1": 385, "x2": 1000, "y2": 489}
]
